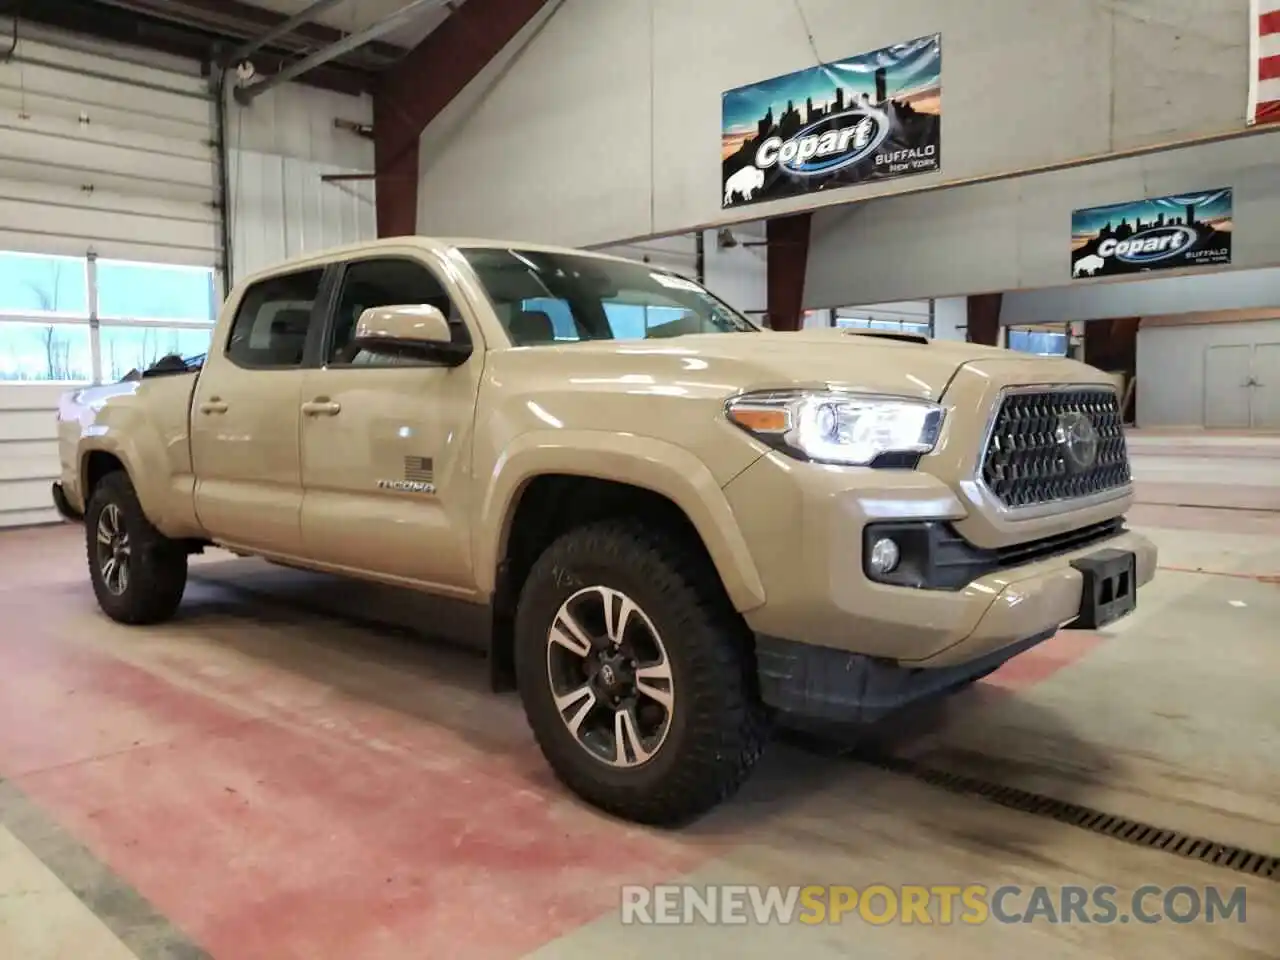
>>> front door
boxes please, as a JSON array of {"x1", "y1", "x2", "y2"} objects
[
  {"x1": 190, "y1": 266, "x2": 327, "y2": 555},
  {"x1": 1203, "y1": 344, "x2": 1252, "y2": 429},
  {"x1": 298, "y1": 255, "x2": 483, "y2": 595}
]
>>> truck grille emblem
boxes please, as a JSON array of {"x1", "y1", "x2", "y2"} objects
[{"x1": 1055, "y1": 412, "x2": 1099, "y2": 472}]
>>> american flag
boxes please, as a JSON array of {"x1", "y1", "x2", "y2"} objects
[{"x1": 1251, "y1": 0, "x2": 1280, "y2": 124}]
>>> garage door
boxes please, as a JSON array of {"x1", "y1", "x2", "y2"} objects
[{"x1": 0, "y1": 21, "x2": 221, "y2": 528}]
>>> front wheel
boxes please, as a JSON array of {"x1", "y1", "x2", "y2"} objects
[
  {"x1": 85, "y1": 471, "x2": 188, "y2": 625},
  {"x1": 514, "y1": 519, "x2": 768, "y2": 826}
]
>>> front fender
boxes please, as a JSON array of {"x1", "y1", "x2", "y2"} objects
[{"x1": 476, "y1": 430, "x2": 767, "y2": 613}]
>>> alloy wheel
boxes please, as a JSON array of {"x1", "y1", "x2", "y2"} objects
[
  {"x1": 95, "y1": 502, "x2": 131, "y2": 596},
  {"x1": 545, "y1": 585, "x2": 675, "y2": 768}
]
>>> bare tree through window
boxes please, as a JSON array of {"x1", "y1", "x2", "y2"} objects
[{"x1": 24, "y1": 260, "x2": 73, "y2": 380}]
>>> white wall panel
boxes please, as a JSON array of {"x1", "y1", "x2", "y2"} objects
[
  {"x1": 0, "y1": 384, "x2": 62, "y2": 527},
  {"x1": 806, "y1": 129, "x2": 1280, "y2": 307},
  {"x1": 703, "y1": 233, "x2": 767, "y2": 316},
  {"x1": 226, "y1": 82, "x2": 376, "y2": 283},
  {"x1": 932, "y1": 297, "x2": 967, "y2": 340},
  {"x1": 1001, "y1": 267, "x2": 1280, "y2": 325},
  {"x1": 415, "y1": 0, "x2": 1253, "y2": 247},
  {"x1": 1137, "y1": 319, "x2": 1280, "y2": 428},
  {"x1": 593, "y1": 235, "x2": 698, "y2": 277},
  {"x1": 589, "y1": 231, "x2": 769, "y2": 317}
]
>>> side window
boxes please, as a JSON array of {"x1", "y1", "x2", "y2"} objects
[
  {"x1": 327, "y1": 257, "x2": 464, "y2": 365},
  {"x1": 225, "y1": 268, "x2": 324, "y2": 369}
]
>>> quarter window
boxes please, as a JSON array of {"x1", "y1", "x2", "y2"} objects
[{"x1": 225, "y1": 269, "x2": 324, "y2": 369}]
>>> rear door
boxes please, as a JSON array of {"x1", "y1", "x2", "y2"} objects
[
  {"x1": 190, "y1": 267, "x2": 328, "y2": 555},
  {"x1": 297, "y1": 253, "x2": 484, "y2": 594}
]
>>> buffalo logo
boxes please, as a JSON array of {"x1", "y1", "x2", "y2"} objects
[
  {"x1": 1055, "y1": 412, "x2": 1099, "y2": 472},
  {"x1": 1097, "y1": 225, "x2": 1197, "y2": 265},
  {"x1": 753, "y1": 107, "x2": 891, "y2": 178}
]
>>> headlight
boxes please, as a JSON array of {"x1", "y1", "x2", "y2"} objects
[{"x1": 724, "y1": 390, "x2": 945, "y2": 466}]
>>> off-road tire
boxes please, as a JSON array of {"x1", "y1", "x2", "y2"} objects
[
  {"x1": 85, "y1": 471, "x2": 188, "y2": 625},
  {"x1": 514, "y1": 518, "x2": 769, "y2": 826}
]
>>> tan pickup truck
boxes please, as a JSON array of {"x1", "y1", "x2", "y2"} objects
[{"x1": 53, "y1": 237, "x2": 1156, "y2": 825}]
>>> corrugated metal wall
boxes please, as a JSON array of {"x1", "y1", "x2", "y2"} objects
[{"x1": 226, "y1": 82, "x2": 377, "y2": 283}]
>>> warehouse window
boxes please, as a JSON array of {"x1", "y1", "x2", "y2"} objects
[
  {"x1": 97, "y1": 260, "x2": 217, "y2": 324},
  {"x1": 0, "y1": 249, "x2": 221, "y2": 383},
  {"x1": 0, "y1": 251, "x2": 92, "y2": 381},
  {"x1": 0, "y1": 320, "x2": 93, "y2": 382},
  {"x1": 835, "y1": 315, "x2": 932, "y2": 337},
  {"x1": 99, "y1": 326, "x2": 215, "y2": 382},
  {"x1": 1007, "y1": 325, "x2": 1069, "y2": 356},
  {"x1": 0, "y1": 252, "x2": 90, "y2": 317}
]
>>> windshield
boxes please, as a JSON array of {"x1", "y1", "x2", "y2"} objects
[{"x1": 457, "y1": 247, "x2": 758, "y2": 346}]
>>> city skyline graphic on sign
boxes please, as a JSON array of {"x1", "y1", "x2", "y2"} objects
[
  {"x1": 1071, "y1": 189, "x2": 1234, "y2": 251},
  {"x1": 721, "y1": 34, "x2": 941, "y2": 162}
]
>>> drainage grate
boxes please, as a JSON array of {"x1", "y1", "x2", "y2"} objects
[{"x1": 852, "y1": 750, "x2": 1280, "y2": 883}]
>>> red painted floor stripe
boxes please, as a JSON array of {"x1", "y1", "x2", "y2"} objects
[
  {"x1": 0, "y1": 623, "x2": 709, "y2": 959},
  {"x1": 982, "y1": 630, "x2": 1108, "y2": 691}
]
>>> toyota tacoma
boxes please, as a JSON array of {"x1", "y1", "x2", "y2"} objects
[{"x1": 53, "y1": 237, "x2": 1156, "y2": 825}]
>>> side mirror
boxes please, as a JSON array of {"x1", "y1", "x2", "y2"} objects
[{"x1": 351, "y1": 304, "x2": 469, "y2": 364}]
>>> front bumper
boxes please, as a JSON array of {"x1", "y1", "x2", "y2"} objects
[{"x1": 722, "y1": 452, "x2": 1157, "y2": 720}]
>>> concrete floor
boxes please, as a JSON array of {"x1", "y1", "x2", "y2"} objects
[{"x1": 1, "y1": 431, "x2": 1277, "y2": 959}]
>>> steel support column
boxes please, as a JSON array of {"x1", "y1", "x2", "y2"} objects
[
  {"x1": 1084, "y1": 317, "x2": 1139, "y2": 421},
  {"x1": 372, "y1": 0, "x2": 555, "y2": 237},
  {"x1": 765, "y1": 213, "x2": 811, "y2": 331},
  {"x1": 966, "y1": 293, "x2": 1004, "y2": 346}
]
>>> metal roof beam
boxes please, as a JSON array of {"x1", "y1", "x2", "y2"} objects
[
  {"x1": 226, "y1": 0, "x2": 351, "y2": 66},
  {"x1": 234, "y1": 0, "x2": 452, "y2": 104}
]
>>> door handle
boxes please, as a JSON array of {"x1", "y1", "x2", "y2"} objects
[
  {"x1": 301, "y1": 399, "x2": 342, "y2": 416},
  {"x1": 198, "y1": 398, "x2": 228, "y2": 414}
]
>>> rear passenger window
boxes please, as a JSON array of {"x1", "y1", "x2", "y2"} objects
[{"x1": 224, "y1": 268, "x2": 324, "y2": 369}]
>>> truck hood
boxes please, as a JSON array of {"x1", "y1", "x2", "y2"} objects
[{"x1": 545, "y1": 327, "x2": 1079, "y2": 400}]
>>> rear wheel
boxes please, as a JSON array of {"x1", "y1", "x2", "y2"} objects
[
  {"x1": 514, "y1": 519, "x2": 768, "y2": 826},
  {"x1": 85, "y1": 471, "x2": 188, "y2": 625}
]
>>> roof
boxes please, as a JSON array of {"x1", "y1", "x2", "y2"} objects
[{"x1": 232, "y1": 235, "x2": 647, "y2": 288}]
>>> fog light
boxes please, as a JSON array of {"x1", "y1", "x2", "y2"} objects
[{"x1": 869, "y1": 537, "x2": 900, "y2": 575}]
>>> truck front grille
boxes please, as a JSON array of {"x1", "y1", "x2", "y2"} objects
[{"x1": 980, "y1": 387, "x2": 1130, "y2": 510}]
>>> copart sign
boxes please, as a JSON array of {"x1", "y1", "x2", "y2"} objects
[
  {"x1": 720, "y1": 34, "x2": 941, "y2": 209},
  {"x1": 1070, "y1": 189, "x2": 1233, "y2": 279}
]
